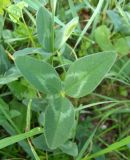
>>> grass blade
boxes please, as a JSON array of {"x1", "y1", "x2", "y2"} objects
[
  {"x1": 82, "y1": 135, "x2": 130, "y2": 160},
  {"x1": 76, "y1": 128, "x2": 97, "y2": 160},
  {"x1": 74, "y1": 0, "x2": 104, "y2": 49},
  {"x1": 0, "y1": 127, "x2": 43, "y2": 149}
]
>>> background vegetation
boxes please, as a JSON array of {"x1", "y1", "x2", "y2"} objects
[{"x1": 0, "y1": 0, "x2": 130, "y2": 159}]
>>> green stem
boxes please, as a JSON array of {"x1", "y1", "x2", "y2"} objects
[
  {"x1": 28, "y1": 139, "x2": 41, "y2": 160},
  {"x1": 57, "y1": 51, "x2": 66, "y2": 73},
  {"x1": 26, "y1": 99, "x2": 40, "y2": 160},
  {"x1": 22, "y1": 15, "x2": 36, "y2": 47},
  {"x1": 26, "y1": 99, "x2": 32, "y2": 131},
  {"x1": 75, "y1": 101, "x2": 117, "y2": 112}
]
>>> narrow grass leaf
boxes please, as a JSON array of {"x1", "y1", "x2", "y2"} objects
[
  {"x1": 82, "y1": 135, "x2": 130, "y2": 160},
  {"x1": 50, "y1": 0, "x2": 57, "y2": 14},
  {"x1": 76, "y1": 128, "x2": 97, "y2": 160},
  {"x1": 0, "y1": 127, "x2": 43, "y2": 149},
  {"x1": 36, "y1": 7, "x2": 52, "y2": 51},
  {"x1": 55, "y1": 17, "x2": 78, "y2": 50}
]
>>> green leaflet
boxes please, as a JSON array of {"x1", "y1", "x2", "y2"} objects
[
  {"x1": 15, "y1": 55, "x2": 62, "y2": 95},
  {"x1": 44, "y1": 96, "x2": 75, "y2": 149},
  {"x1": 0, "y1": 67, "x2": 21, "y2": 85},
  {"x1": 14, "y1": 48, "x2": 50, "y2": 57},
  {"x1": 0, "y1": 0, "x2": 10, "y2": 15},
  {"x1": 36, "y1": 7, "x2": 52, "y2": 52},
  {"x1": 23, "y1": 0, "x2": 48, "y2": 10},
  {"x1": 114, "y1": 36, "x2": 130, "y2": 56},
  {"x1": 32, "y1": 134, "x2": 50, "y2": 151},
  {"x1": 64, "y1": 51, "x2": 117, "y2": 98},
  {"x1": 94, "y1": 25, "x2": 114, "y2": 51},
  {"x1": 107, "y1": 10, "x2": 130, "y2": 35},
  {"x1": 107, "y1": 10, "x2": 122, "y2": 32},
  {"x1": 60, "y1": 141, "x2": 78, "y2": 157},
  {"x1": 36, "y1": 7, "x2": 78, "y2": 51},
  {"x1": 7, "y1": 1, "x2": 28, "y2": 23}
]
